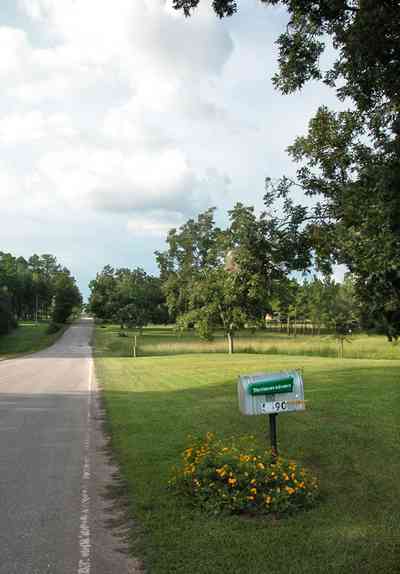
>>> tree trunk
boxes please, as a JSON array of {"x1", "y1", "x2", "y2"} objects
[{"x1": 227, "y1": 331, "x2": 234, "y2": 355}]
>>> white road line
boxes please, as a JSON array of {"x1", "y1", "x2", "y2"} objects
[{"x1": 78, "y1": 356, "x2": 94, "y2": 574}]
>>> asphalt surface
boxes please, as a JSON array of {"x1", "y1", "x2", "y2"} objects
[{"x1": 0, "y1": 318, "x2": 139, "y2": 574}]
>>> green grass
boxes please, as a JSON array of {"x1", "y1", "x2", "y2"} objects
[
  {"x1": 95, "y1": 327, "x2": 400, "y2": 574},
  {"x1": 95, "y1": 323, "x2": 400, "y2": 361},
  {"x1": 0, "y1": 321, "x2": 67, "y2": 359}
]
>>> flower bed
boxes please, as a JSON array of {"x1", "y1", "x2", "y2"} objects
[{"x1": 170, "y1": 433, "x2": 319, "y2": 516}]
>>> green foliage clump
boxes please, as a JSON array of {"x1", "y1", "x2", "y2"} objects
[
  {"x1": 170, "y1": 433, "x2": 319, "y2": 516},
  {"x1": 46, "y1": 322, "x2": 62, "y2": 335},
  {"x1": 88, "y1": 265, "x2": 168, "y2": 328},
  {"x1": 51, "y1": 272, "x2": 82, "y2": 324},
  {"x1": 0, "y1": 291, "x2": 17, "y2": 335}
]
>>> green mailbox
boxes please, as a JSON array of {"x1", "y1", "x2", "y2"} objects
[{"x1": 238, "y1": 370, "x2": 305, "y2": 416}]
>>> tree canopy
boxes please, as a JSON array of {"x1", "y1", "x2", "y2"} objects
[
  {"x1": 173, "y1": 0, "x2": 400, "y2": 339},
  {"x1": 156, "y1": 200, "x2": 310, "y2": 353},
  {"x1": 88, "y1": 266, "x2": 168, "y2": 328}
]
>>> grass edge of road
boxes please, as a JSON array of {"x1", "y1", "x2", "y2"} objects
[{"x1": 0, "y1": 321, "x2": 69, "y2": 361}]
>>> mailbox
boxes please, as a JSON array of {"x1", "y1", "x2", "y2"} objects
[{"x1": 238, "y1": 370, "x2": 305, "y2": 416}]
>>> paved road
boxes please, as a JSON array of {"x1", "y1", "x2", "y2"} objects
[{"x1": 0, "y1": 318, "x2": 138, "y2": 574}]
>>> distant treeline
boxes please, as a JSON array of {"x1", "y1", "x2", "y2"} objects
[
  {"x1": 264, "y1": 275, "x2": 361, "y2": 337},
  {"x1": 0, "y1": 252, "x2": 82, "y2": 335}
]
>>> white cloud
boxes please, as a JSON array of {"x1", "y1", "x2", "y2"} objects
[
  {"x1": 0, "y1": 164, "x2": 20, "y2": 203},
  {"x1": 0, "y1": 0, "x2": 346, "y2": 296},
  {"x1": 127, "y1": 210, "x2": 185, "y2": 237},
  {"x1": 0, "y1": 26, "x2": 30, "y2": 78},
  {"x1": 0, "y1": 111, "x2": 75, "y2": 144},
  {"x1": 89, "y1": 148, "x2": 199, "y2": 213},
  {"x1": 1, "y1": 0, "x2": 236, "y2": 225}
]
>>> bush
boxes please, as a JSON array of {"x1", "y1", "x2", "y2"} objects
[
  {"x1": 170, "y1": 433, "x2": 319, "y2": 516},
  {"x1": 0, "y1": 292, "x2": 16, "y2": 335},
  {"x1": 46, "y1": 322, "x2": 62, "y2": 335}
]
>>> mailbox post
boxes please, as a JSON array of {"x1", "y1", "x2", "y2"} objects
[
  {"x1": 238, "y1": 370, "x2": 305, "y2": 457},
  {"x1": 269, "y1": 413, "x2": 278, "y2": 457}
]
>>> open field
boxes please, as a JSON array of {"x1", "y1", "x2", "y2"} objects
[
  {"x1": 95, "y1": 326, "x2": 400, "y2": 574},
  {"x1": 0, "y1": 321, "x2": 67, "y2": 360},
  {"x1": 95, "y1": 323, "x2": 400, "y2": 361}
]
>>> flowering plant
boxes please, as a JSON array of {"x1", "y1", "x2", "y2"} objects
[{"x1": 169, "y1": 433, "x2": 319, "y2": 516}]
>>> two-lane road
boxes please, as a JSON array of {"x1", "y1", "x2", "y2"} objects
[{"x1": 0, "y1": 318, "x2": 136, "y2": 574}]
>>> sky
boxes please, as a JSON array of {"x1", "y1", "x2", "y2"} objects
[{"x1": 0, "y1": 0, "x2": 344, "y2": 299}]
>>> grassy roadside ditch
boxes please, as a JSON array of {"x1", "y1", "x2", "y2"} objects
[
  {"x1": 0, "y1": 321, "x2": 68, "y2": 360},
  {"x1": 95, "y1": 326, "x2": 400, "y2": 574}
]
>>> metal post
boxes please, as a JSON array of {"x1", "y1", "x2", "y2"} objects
[{"x1": 269, "y1": 413, "x2": 278, "y2": 458}]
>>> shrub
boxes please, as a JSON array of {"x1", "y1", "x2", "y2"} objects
[
  {"x1": 0, "y1": 292, "x2": 17, "y2": 335},
  {"x1": 46, "y1": 322, "x2": 62, "y2": 335},
  {"x1": 170, "y1": 433, "x2": 319, "y2": 516}
]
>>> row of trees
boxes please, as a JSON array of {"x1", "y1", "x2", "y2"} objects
[
  {"x1": 87, "y1": 202, "x2": 381, "y2": 354},
  {"x1": 155, "y1": 204, "x2": 368, "y2": 352},
  {"x1": 0, "y1": 252, "x2": 82, "y2": 335},
  {"x1": 86, "y1": 203, "x2": 368, "y2": 353},
  {"x1": 269, "y1": 275, "x2": 360, "y2": 337},
  {"x1": 88, "y1": 266, "x2": 168, "y2": 329}
]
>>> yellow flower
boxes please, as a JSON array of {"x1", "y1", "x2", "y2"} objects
[
  {"x1": 285, "y1": 486, "x2": 295, "y2": 495},
  {"x1": 250, "y1": 488, "x2": 257, "y2": 495},
  {"x1": 250, "y1": 478, "x2": 257, "y2": 485},
  {"x1": 257, "y1": 463, "x2": 265, "y2": 470},
  {"x1": 266, "y1": 496, "x2": 272, "y2": 504},
  {"x1": 216, "y1": 467, "x2": 226, "y2": 477},
  {"x1": 228, "y1": 478, "x2": 237, "y2": 486}
]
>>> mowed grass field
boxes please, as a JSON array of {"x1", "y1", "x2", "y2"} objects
[
  {"x1": 0, "y1": 321, "x2": 66, "y2": 360},
  {"x1": 95, "y1": 323, "x2": 400, "y2": 360},
  {"x1": 95, "y1": 326, "x2": 400, "y2": 574}
]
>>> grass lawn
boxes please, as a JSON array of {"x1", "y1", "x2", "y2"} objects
[
  {"x1": 95, "y1": 323, "x2": 400, "y2": 361},
  {"x1": 0, "y1": 321, "x2": 67, "y2": 359},
  {"x1": 95, "y1": 328, "x2": 400, "y2": 573}
]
